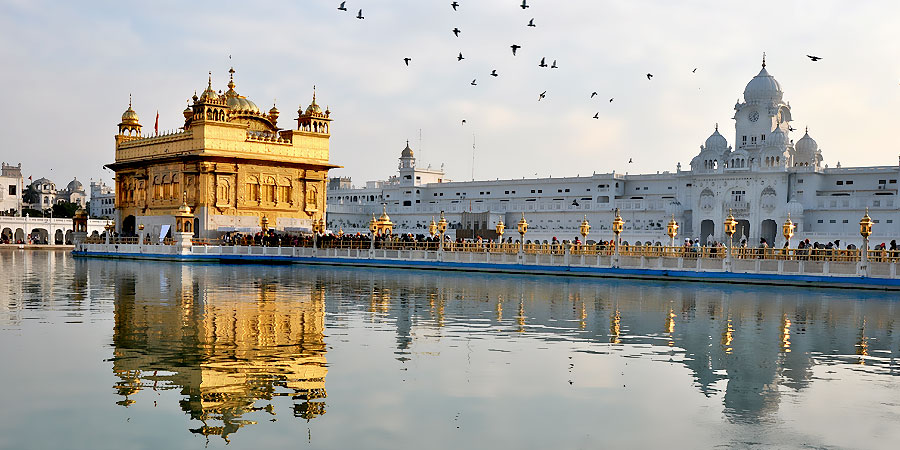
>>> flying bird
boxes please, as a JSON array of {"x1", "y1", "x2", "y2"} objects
[
  {"x1": 692, "y1": 68, "x2": 697, "y2": 73},
  {"x1": 593, "y1": 112, "x2": 599, "y2": 119},
  {"x1": 452, "y1": 27, "x2": 461, "y2": 37},
  {"x1": 609, "y1": 98, "x2": 614, "y2": 102},
  {"x1": 590, "y1": 92, "x2": 598, "y2": 98},
  {"x1": 451, "y1": 1, "x2": 459, "y2": 10},
  {"x1": 511, "y1": 44, "x2": 521, "y2": 55},
  {"x1": 520, "y1": 0, "x2": 529, "y2": 9},
  {"x1": 538, "y1": 91, "x2": 546, "y2": 101},
  {"x1": 787, "y1": 126, "x2": 795, "y2": 132},
  {"x1": 807, "y1": 54, "x2": 823, "y2": 61},
  {"x1": 471, "y1": 79, "x2": 477, "y2": 86},
  {"x1": 461, "y1": 119, "x2": 467, "y2": 125},
  {"x1": 356, "y1": 9, "x2": 364, "y2": 19},
  {"x1": 539, "y1": 57, "x2": 547, "y2": 67},
  {"x1": 628, "y1": 158, "x2": 633, "y2": 163},
  {"x1": 646, "y1": 73, "x2": 653, "y2": 80},
  {"x1": 527, "y1": 18, "x2": 535, "y2": 27},
  {"x1": 338, "y1": 1, "x2": 347, "y2": 11},
  {"x1": 550, "y1": 60, "x2": 558, "y2": 69},
  {"x1": 490, "y1": 69, "x2": 498, "y2": 77},
  {"x1": 403, "y1": 57, "x2": 411, "y2": 66},
  {"x1": 458, "y1": 52, "x2": 464, "y2": 61}
]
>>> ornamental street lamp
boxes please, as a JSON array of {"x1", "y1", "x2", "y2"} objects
[
  {"x1": 495, "y1": 219, "x2": 505, "y2": 245},
  {"x1": 579, "y1": 215, "x2": 591, "y2": 243},
  {"x1": 437, "y1": 211, "x2": 448, "y2": 252},
  {"x1": 368, "y1": 214, "x2": 378, "y2": 250},
  {"x1": 859, "y1": 208, "x2": 873, "y2": 266},
  {"x1": 612, "y1": 208, "x2": 624, "y2": 264},
  {"x1": 517, "y1": 212, "x2": 528, "y2": 255},
  {"x1": 428, "y1": 216, "x2": 437, "y2": 238},
  {"x1": 377, "y1": 204, "x2": 393, "y2": 236},
  {"x1": 782, "y1": 213, "x2": 795, "y2": 249},
  {"x1": 724, "y1": 209, "x2": 737, "y2": 266},
  {"x1": 261, "y1": 215, "x2": 269, "y2": 233},
  {"x1": 666, "y1": 214, "x2": 679, "y2": 248}
]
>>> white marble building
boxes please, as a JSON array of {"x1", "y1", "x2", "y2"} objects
[
  {"x1": 90, "y1": 180, "x2": 115, "y2": 219},
  {"x1": 327, "y1": 62, "x2": 900, "y2": 248},
  {"x1": 0, "y1": 162, "x2": 24, "y2": 215}
]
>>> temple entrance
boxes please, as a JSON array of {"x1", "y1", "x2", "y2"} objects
[
  {"x1": 735, "y1": 220, "x2": 751, "y2": 245},
  {"x1": 700, "y1": 220, "x2": 714, "y2": 245},
  {"x1": 1, "y1": 227, "x2": 11, "y2": 243},
  {"x1": 54, "y1": 229, "x2": 64, "y2": 245},
  {"x1": 123, "y1": 215, "x2": 136, "y2": 236},
  {"x1": 760, "y1": 219, "x2": 777, "y2": 247}
]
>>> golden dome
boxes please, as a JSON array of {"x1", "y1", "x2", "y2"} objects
[
  {"x1": 198, "y1": 72, "x2": 219, "y2": 102},
  {"x1": 182, "y1": 104, "x2": 192, "y2": 119},
  {"x1": 401, "y1": 141, "x2": 414, "y2": 158},
  {"x1": 304, "y1": 86, "x2": 323, "y2": 115},
  {"x1": 222, "y1": 68, "x2": 260, "y2": 113},
  {"x1": 121, "y1": 96, "x2": 139, "y2": 124}
]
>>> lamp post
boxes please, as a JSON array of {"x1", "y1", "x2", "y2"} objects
[
  {"x1": 612, "y1": 208, "x2": 624, "y2": 266},
  {"x1": 782, "y1": 213, "x2": 795, "y2": 253},
  {"x1": 517, "y1": 212, "x2": 528, "y2": 255},
  {"x1": 437, "y1": 211, "x2": 448, "y2": 252},
  {"x1": 579, "y1": 215, "x2": 590, "y2": 254},
  {"x1": 859, "y1": 208, "x2": 873, "y2": 273},
  {"x1": 724, "y1": 209, "x2": 737, "y2": 270},
  {"x1": 368, "y1": 214, "x2": 378, "y2": 251},
  {"x1": 666, "y1": 214, "x2": 679, "y2": 249},
  {"x1": 495, "y1": 219, "x2": 505, "y2": 246}
]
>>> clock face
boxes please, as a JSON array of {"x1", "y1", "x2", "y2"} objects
[{"x1": 749, "y1": 111, "x2": 759, "y2": 122}]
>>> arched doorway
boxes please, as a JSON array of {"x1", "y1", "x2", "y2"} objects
[
  {"x1": 736, "y1": 220, "x2": 751, "y2": 245},
  {"x1": 14, "y1": 228, "x2": 25, "y2": 243},
  {"x1": 54, "y1": 229, "x2": 64, "y2": 245},
  {"x1": 760, "y1": 219, "x2": 777, "y2": 247},
  {"x1": 64, "y1": 230, "x2": 73, "y2": 244},
  {"x1": 31, "y1": 228, "x2": 49, "y2": 244},
  {"x1": 193, "y1": 218, "x2": 200, "y2": 238},
  {"x1": 700, "y1": 220, "x2": 714, "y2": 245},
  {"x1": 1, "y1": 227, "x2": 11, "y2": 243},
  {"x1": 123, "y1": 215, "x2": 136, "y2": 236}
]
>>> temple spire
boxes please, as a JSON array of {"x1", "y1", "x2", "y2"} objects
[{"x1": 762, "y1": 52, "x2": 766, "y2": 68}]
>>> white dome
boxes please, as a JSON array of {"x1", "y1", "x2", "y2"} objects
[
  {"x1": 786, "y1": 198, "x2": 804, "y2": 216},
  {"x1": 704, "y1": 127, "x2": 728, "y2": 151},
  {"x1": 743, "y1": 66, "x2": 783, "y2": 103},
  {"x1": 795, "y1": 129, "x2": 818, "y2": 155},
  {"x1": 767, "y1": 127, "x2": 788, "y2": 145}
]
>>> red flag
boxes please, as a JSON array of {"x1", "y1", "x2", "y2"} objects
[{"x1": 154, "y1": 110, "x2": 159, "y2": 135}]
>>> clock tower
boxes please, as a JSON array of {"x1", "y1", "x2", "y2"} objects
[{"x1": 733, "y1": 55, "x2": 792, "y2": 160}]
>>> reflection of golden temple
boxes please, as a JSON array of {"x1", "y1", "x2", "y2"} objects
[
  {"x1": 665, "y1": 309, "x2": 676, "y2": 346},
  {"x1": 856, "y1": 319, "x2": 869, "y2": 364},
  {"x1": 516, "y1": 299, "x2": 526, "y2": 333},
  {"x1": 610, "y1": 310, "x2": 621, "y2": 344},
  {"x1": 580, "y1": 303, "x2": 587, "y2": 330},
  {"x1": 496, "y1": 295, "x2": 503, "y2": 322},
  {"x1": 110, "y1": 268, "x2": 327, "y2": 440}
]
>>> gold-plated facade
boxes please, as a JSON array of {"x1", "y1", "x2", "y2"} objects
[{"x1": 108, "y1": 70, "x2": 339, "y2": 237}]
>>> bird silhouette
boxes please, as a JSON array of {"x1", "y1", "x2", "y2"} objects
[
  {"x1": 807, "y1": 54, "x2": 823, "y2": 61},
  {"x1": 538, "y1": 91, "x2": 546, "y2": 101},
  {"x1": 520, "y1": 0, "x2": 529, "y2": 9},
  {"x1": 646, "y1": 73, "x2": 653, "y2": 80},
  {"x1": 452, "y1": 27, "x2": 460, "y2": 37},
  {"x1": 458, "y1": 52, "x2": 464, "y2": 61},
  {"x1": 511, "y1": 44, "x2": 521, "y2": 55},
  {"x1": 550, "y1": 60, "x2": 558, "y2": 69},
  {"x1": 527, "y1": 18, "x2": 535, "y2": 27},
  {"x1": 787, "y1": 126, "x2": 795, "y2": 132},
  {"x1": 539, "y1": 57, "x2": 547, "y2": 67},
  {"x1": 403, "y1": 57, "x2": 411, "y2": 66},
  {"x1": 593, "y1": 112, "x2": 599, "y2": 119},
  {"x1": 471, "y1": 79, "x2": 477, "y2": 86},
  {"x1": 628, "y1": 158, "x2": 633, "y2": 163},
  {"x1": 490, "y1": 69, "x2": 498, "y2": 77},
  {"x1": 356, "y1": 9, "x2": 364, "y2": 19},
  {"x1": 692, "y1": 68, "x2": 697, "y2": 73},
  {"x1": 590, "y1": 92, "x2": 598, "y2": 98},
  {"x1": 451, "y1": 1, "x2": 459, "y2": 10},
  {"x1": 461, "y1": 119, "x2": 467, "y2": 125},
  {"x1": 338, "y1": 1, "x2": 347, "y2": 11},
  {"x1": 609, "y1": 98, "x2": 614, "y2": 102}
]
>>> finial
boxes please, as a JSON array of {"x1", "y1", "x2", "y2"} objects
[
  {"x1": 715, "y1": 123, "x2": 718, "y2": 131},
  {"x1": 805, "y1": 126, "x2": 808, "y2": 134},
  {"x1": 182, "y1": 191, "x2": 187, "y2": 206},
  {"x1": 762, "y1": 52, "x2": 766, "y2": 68},
  {"x1": 312, "y1": 85, "x2": 317, "y2": 104},
  {"x1": 128, "y1": 93, "x2": 132, "y2": 108},
  {"x1": 227, "y1": 67, "x2": 235, "y2": 89},
  {"x1": 406, "y1": 139, "x2": 409, "y2": 147}
]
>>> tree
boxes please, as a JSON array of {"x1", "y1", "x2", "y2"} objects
[{"x1": 51, "y1": 201, "x2": 79, "y2": 218}]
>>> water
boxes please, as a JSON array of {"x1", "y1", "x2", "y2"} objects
[{"x1": 1, "y1": 250, "x2": 899, "y2": 449}]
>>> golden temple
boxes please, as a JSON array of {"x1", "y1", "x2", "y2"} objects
[{"x1": 107, "y1": 68, "x2": 339, "y2": 237}]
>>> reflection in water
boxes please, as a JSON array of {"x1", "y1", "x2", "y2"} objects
[
  {"x1": 3, "y1": 251, "x2": 900, "y2": 448},
  {"x1": 106, "y1": 264, "x2": 327, "y2": 441}
]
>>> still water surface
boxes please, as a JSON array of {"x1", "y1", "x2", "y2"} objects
[{"x1": 1, "y1": 250, "x2": 899, "y2": 449}]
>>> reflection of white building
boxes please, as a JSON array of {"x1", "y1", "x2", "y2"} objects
[
  {"x1": 90, "y1": 180, "x2": 115, "y2": 219},
  {"x1": 328, "y1": 60, "x2": 900, "y2": 247},
  {"x1": 0, "y1": 162, "x2": 24, "y2": 215}
]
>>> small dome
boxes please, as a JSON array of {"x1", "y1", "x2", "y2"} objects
[
  {"x1": 743, "y1": 65, "x2": 783, "y2": 103},
  {"x1": 121, "y1": 105, "x2": 139, "y2": 124},
  {"x1": 33, "y1": 177, "x2": 53, "y2": 187},
  {"x1": 226, "y1": 95, "x2": 260, "y2": 113},
  {"x1": 795, "y1": 128, "x2": 818, "y2": 155},
  {"x1": 767, "y1": 126, "x2": 788, "y2": 145},
  {"x1": 786, "y1": 198, "x2": 804, "y2": 216},
  {"x1": 305, "y1": 102, "x2": 322, "y2": 116},
  {"x1": 66, "y1": 178, "x2": 84, "y2": 192},
  {"x1": 401, "y1": 142, "x2": 414, "y2": 158},
  {"x1": 269, "y1": 105, "x2": 279, "y2": 115},
  {"x1": 704, "y1": 126, "x2": 728, "y2": 151},
  {"x1": 183, "y1": 105, "x2": 192, "y2": 119},
  {"x1": 199, "y1": 87, "x2": 219, "y2": 102}
]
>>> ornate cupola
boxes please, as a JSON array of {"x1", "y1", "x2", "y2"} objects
[
  {"x1": 297, "y1": 86, "x2": 332, "y2": 134},
  {"x1": 268, "y1": 102, "x2": 279, "y2": 126},
  {"x1": 118, "y1": 95, "x2": 142, "y2": 136},
  {"x1": 191, "y1": 72, "x2": 228, "y2": 122}
]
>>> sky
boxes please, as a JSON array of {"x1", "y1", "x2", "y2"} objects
[{"x1": 1, "y1": 0, "x2": 900, "y2": 188}]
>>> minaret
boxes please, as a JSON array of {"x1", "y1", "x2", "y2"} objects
[
  {"x1": 118, "y1": 94, "x2": 142, "y2": 136},
  {"x1": 398, "y1": 141, "x2": 416, "y2": 186}
]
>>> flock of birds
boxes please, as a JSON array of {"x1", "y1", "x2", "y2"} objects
[{"x1": 334, "y1": 1, "x2": 828, "y2": 147}]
